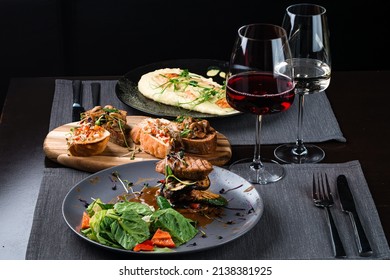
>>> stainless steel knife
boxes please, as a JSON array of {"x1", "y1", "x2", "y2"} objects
[
  {"x1": 337, "y1": 175, "x2": 373, "y2": 257},
  {"x1": 72, "y1": 80, "x2": 85, "y2": 122}
]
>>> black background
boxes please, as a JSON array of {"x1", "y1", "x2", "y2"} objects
[{"x1": 1, "y1": 0, "x2": 388, "y2": 113}]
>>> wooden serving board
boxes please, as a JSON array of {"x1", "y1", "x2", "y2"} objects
[{"x1": 44, "y1": 116, "x2": 232, "y2": 173}]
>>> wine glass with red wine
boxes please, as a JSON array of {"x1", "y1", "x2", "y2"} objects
[
  {"x1": 226, "y1": 23, "x2": 295, "y2": 184},
  {"x1": 274, "y1": 3, "x2": 331, "y2": 163}
]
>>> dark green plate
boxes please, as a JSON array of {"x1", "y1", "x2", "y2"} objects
[{"x1": 115, "y1": 59, "x2": 240, "y2": 119}]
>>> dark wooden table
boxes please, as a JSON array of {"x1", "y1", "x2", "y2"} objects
[{"x1": 0, "y1": 71, "x2": 389, "y2": 259}]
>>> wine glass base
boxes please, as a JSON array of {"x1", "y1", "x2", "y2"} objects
[
  {"x1": 228, "y1": 158, "x2": 285, "y2": 185},
  {"x1": 274, "y1": 143, "x2": 325, "y2": 164}
]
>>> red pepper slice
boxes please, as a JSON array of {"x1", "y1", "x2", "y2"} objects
[
  {"x1": 80, "y1": 212, "x2": 90, "y2": 229},
  {"x1": 133, "y1": 240, "x2": 154, "y2": 252},
  {"x1": 151, "y1": 228, "x2": 176, "y2": 248}
]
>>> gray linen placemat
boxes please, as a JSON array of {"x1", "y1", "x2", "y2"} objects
[
  {"x1": 25, "y1": 161, "x2": 390, "y2": 260},
  {"x1": 50, "y1": 79, "x2": 346, "y2": 145}
]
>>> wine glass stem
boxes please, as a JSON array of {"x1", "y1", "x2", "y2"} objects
[
  {"x1": 252, "y1": 115, "x2": 264, "y2": 169},
  {"x1": 294, "y1": 92, "x2": 308, "y2": 156}
]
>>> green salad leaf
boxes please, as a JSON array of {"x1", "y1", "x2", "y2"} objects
[
  {"x1": 87, "y1": 207, "x2": 150, "y2": 250},
  {"x1": 156, "y1": 196, "x2": 172, "y2": 210},
  {"x1": 114, "y1": 201, "x2": 153, "y2": 216},
  {"x1": 86, "y1": 198, "x2": 114, "y2": 217},
  {"x1": 109, "y1": 210, "x2": 150, "y2": 250},
  {"x1": 150, "y1": 208, "x2": 198, "y2": 246},
  {"x1": 81, "y1": 197, "x2": 198, "y2": 251}
]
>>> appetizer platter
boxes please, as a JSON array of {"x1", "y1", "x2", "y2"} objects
[
  {"x1": 115, "y1": 59, "x2": 241, "y2": 118},
  {"x1": 44, "y1": 105, "x2": 232, "y2": 172},
  {"x1": 62, "y1": 158, "x2": 263, "y2": 254}
]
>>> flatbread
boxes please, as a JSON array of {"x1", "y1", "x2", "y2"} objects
[{"x1": 137, "y1": 68, "x2": 239, "y2": 115}]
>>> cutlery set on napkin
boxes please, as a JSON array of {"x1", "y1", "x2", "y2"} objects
[{"x1": 314, "y1": 173, "x2": 372, "y2": 258}]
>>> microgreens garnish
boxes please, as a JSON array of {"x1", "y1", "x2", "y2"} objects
[{"x1": 156, "y1": 69, "x2": 225, "y2": 109}]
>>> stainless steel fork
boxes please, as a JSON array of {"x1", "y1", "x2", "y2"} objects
[{"x1": 313, "y1": 173, "x2": 346, "y2": 258}]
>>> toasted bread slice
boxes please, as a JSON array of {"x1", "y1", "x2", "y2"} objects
[
  {"x1": 67, "y1": 125, "x2": 110, "y2": 156},
  {"x1": 105, "y1": 125, "x2": 131, "y2": 147},
  {"x1": 139, "y1": 131, "x2": 171, "y2": 159},
  {"x1": 130, "y1": 124, "x2": 142, "y2": 144},
  {"x1": 81, "y1": 105, "x2": 131, "y2": 147},
  {"x1": 181, "y1": 131, "x2": 217, "y2": 154},
  {"x1": 130, "y1": 118, "x2": 174, "y2": 158},
  {"x1": 174, "y1": 116, "x2": 217, "y2": 154},
  {"x1": 131, "y1": 116, "x2": 218, "y2": 158}
]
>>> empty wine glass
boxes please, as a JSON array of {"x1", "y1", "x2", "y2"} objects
[
  {"x1": 226, "y1": 23, "x2": 295, "y2": 184},
  {"x1": 274, "y1": 3, "x2": 331, "y2": 164}
]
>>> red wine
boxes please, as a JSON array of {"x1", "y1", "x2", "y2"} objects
[{"x1": 226, "y1": 72, "x2": 295, "y2": 115}]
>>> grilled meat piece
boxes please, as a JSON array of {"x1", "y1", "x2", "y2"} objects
[{"x1": 155, "y1": 154, "x2": 213, "y2": 181}]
